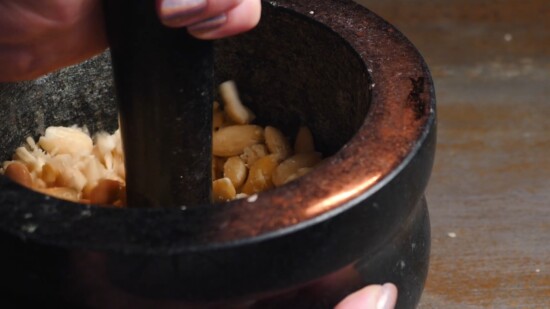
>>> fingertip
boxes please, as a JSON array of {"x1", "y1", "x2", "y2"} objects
[
  {"x1": 188, "y1": 0, "x2": 261, "y2": 40},
  {"x1": 334, "y1": 285, "x2": 382, "y2": 309},
  {"x1": 187, "y1": 14, "x2": 228, "y2": 33},
  {"x1": 157, "y1": 0, "x2": 208, "y2": 28},
  {"x1": 378, "y1": 283, "x2": 398, "y2": 309},
  {"x1": 334, "y1": 283, "x2": 398, "y2": 309}
]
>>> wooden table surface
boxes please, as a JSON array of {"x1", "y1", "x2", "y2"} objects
[{"x1": 356, "y1": 0, "x2": 550, "y2": 307}]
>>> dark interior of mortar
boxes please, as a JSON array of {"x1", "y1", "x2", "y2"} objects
[{"x1": 0, "y1": 6, "x2": 370, "y2": 201}]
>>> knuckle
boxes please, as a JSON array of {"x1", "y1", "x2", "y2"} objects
[{"x1": 0, "y1": 49, "x2": 41, "y2": 82}]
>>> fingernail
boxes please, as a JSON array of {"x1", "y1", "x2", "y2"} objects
[
  {"x1": 188, "y1": 14, "x2": 227, "y2": 32},
  {"x1": 160, "y1": 0, "x2": 207, "y2": 23},
  {"x1": 376, "y1": 283, "x2": 398, "y2": 309}
]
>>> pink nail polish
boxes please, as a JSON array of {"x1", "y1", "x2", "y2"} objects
[
  {"x1": 376, "y1": 283, "x2": 398, "y2": 309},
  {"x1": 188, "y1": 14, "x2": 227, "y2": 32},
  {"x1": 160, "y1": 0, "x2": 207, "y2": 22}
]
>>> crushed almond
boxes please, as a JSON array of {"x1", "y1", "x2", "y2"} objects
[{"x1": 1, "y1": 81, "x2": 323, "y2": 205}]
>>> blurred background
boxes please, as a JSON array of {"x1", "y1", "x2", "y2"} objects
[{"x1": 355, "y1": 0, "x2": 549, "y2": 308}]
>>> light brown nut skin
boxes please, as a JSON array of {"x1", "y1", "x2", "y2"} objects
[
  {"x1": 90, "y1": 179, "x2": 123, "y2": 205},
  {"x1": 41, "y1": 163, "x2": 59, "y2": 186},
  {"x1": 213, "y1": 110, "x2": 225, "y2": 131},
  {"x1": 213, "y1": 177, "x2": 237, "y2": 203},
  {"x1": 4, "y1": 162, "x2": 33, "y2": 188},
  {"x1": 241, "y1": 154, "x2": 279, "y2": 195},
  {"x1": 219, "y1": 80, "x2": 256, "y2": 124},
  {"x1": 116, "y1": 186, "x2": 127, "y2": 207},
  {"x1": 213, "y1": 125, "x2": 264, "y2": 157},
  {"x1": 213, "y1": 101, "x2": 220, "y2": 112},
  {"x1": 282, "y1": 167, "x2": 314, "y2": 185},
  {"x1": 223, "y1": 156, "x2": 248, "y2": 190},
  {"x1": 294, "y1": 126, "x2": 315, "y2": 154},
  {"x1": 213, "y1": 156, "x2": 227, "y2": 180},
  {"x1": 240, "y1": 143, "x2": 269, "y2": 167},
  {"x1": 265, "y1": 126, "x2": 291, "y2": 160},
  {"x1": 273, "y1": 152, "x2": 322, "y2": 187},
  {"x1": 212, "y1": 157, "x2": 217, "y2": 180},
  {"x1": 38, "y1": 187, "x2": 80, "y2": 202}
]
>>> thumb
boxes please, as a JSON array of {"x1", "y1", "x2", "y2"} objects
[{"x1": 335, "y1": 283, "x2": 398, "y2": 309}]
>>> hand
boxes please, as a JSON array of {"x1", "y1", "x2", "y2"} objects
[
  {"x1": 159, "y1": 0, "x2": 261, "y2": 39},
  {"x1": 335, "y1": 283, "x2": 398, "y2": 309},
  {"x1": 0, "y1": 0, "x2": 261, "y2": 82}
]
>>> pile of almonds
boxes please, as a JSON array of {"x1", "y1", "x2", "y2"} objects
[
  {"x1": 1, "y1": 81, "x2": 322, "y2": 205},
  {"x1": 2, "y1": 126, "x2": 126, "y2": 205},
  {"x1": 212, "y1": 81, "x2": 322, "y2": 202}
]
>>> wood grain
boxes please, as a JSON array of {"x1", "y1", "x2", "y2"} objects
[{"x1": 356, "y1": 0, "x2": 550, "y2": 307}]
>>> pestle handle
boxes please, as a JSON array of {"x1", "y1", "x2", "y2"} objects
[{"x1": 103, "y1": 0, "x2": 213, "y2": 208}]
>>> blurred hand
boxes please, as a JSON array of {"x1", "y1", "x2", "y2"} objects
[
  {"x1": 159, "y1": 0, "x2": 261, "y2": 39},
  {"x1": 0, "y1": 0, "x2": 261, "y2": 82},
  {"x1": 335, "y1": 283, "x2": 398, "y2": 309}
]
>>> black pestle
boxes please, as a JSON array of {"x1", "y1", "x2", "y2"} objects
[{"x1": 103, "y1": 0, "x2": 213, "y2": 208}]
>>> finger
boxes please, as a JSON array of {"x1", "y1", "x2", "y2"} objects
[
  {"x1": 0, "y1": 46, "x2": 32, "y2": 82},
  {"x1": 0, "y1": 12, "x2": 106, "y2": 82},
  {"x1": 0, "y1": 0, "x2": 99, "y2": 43},
  {"x1": 157, "y1": 0, "x2": 243, "y2": 28},
  {"x1": 334, "y1": 283, "x2": 398, "y2": 309},
  {"x1": 0, "y1": 0, "x2": 106, "y2": 81},
  {"x1": 0, "y1": 29, "x2": 105, "y2": 82},
  {"x1": 188, "y1": 0, "x2": 261, "y2": 40}
]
